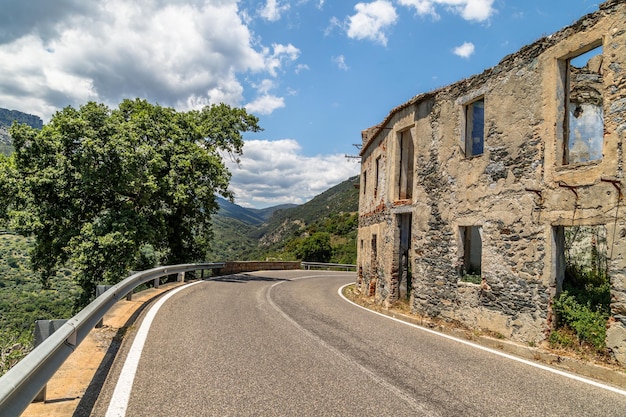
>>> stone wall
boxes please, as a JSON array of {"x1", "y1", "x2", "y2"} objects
[{"x1": 357, "y1": 0, "x2": 626, "y2": 363}]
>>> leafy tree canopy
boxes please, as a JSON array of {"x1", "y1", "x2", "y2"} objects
[
  {"x1": 295, "y1": 232, "x2": 332, "y2": 263},
  {"x1": 1, "y1": 99, "x2": 260, "y2": 305}
]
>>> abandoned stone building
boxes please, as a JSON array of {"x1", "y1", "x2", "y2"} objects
[{"x1": 356, "y1": 0, "x2": 626, "y2": 364}]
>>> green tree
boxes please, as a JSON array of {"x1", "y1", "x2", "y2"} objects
[
  {"x1": 295, "y1": 232, "x2": 332, "y2": 262},
  {"x1": 2, "y1": 99, "x2": 260, "y2": 305}
]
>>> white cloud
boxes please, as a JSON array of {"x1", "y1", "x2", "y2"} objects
[
  {"x1": 398, "y1": 0, "x2": 495, "y2": 22},
  {"x1": 264, "y1": 43, "x2": 301, "y2": 77},
  {"x1": 245, "y1": 95, "x2": 285, "y2": 115},
  {"x1": 0, "y1": 0, "x2": 298, "y2": 121},
  {"x1": 295, "y1": 63, "x2": 310, "y2": 74},
  {"x1": 259, "y1": 0, "x2": 290, "y2": 22},
  {"x1": 226, "y1": 139, "x2": 360, "y2": 208},
  {"x1": 453, "y1": 41, "x2": 475, "y2": 58},
  {"x1": 397, "y1": 0, "x2": 438, "y2": 18},
  {"x1": 346, "y1": 1, "x2": 398, "y2": 46},
  {"x1": 333, "y1": 55, "x2": 349, "y2": 71}
]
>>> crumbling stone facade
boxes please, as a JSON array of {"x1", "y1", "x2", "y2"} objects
[{"x1": 357, "y1": 0, "x2": 626, "y2": 364}]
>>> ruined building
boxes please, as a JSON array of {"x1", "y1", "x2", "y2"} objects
[{"x1": 356, "y1": 0, "x2": 626, "y2": 364}]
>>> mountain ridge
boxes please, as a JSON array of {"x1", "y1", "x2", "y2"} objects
[
  {"x1": 0, "y1": 107, "x2": 44, "y2": 155},
  {"x1": 210, "y1": 175, "x2": 360, "y2": 262},
  {"x1": 216, "y1": 197, "x2": 297, "y2": 226}
]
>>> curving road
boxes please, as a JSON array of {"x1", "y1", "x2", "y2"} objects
[{"x1": 94, "y1": 270, "x2": 626, "y2": 416}]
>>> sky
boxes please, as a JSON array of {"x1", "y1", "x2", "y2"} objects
[{"x1": 0, "y1": 0, "x2": 603, "y2": 208}]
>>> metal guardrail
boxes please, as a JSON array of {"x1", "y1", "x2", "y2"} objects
[
  {"x1": 301, "y1": 262, "x2": 356, "y2": 271},
  {"x1": 0, "y1": 262, "x2": 224, "y2": 417}
]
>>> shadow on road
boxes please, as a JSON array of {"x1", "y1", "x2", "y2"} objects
[{"x1": 210, "y1": 273, "x2": 290, "y2": 284}]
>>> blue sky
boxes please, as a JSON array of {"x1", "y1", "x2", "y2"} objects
[{"x1": 0, "y1": 0, "x2": 603, "y2": 208}]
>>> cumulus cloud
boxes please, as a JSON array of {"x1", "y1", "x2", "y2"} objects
[
  {"x1": 0, "y1": 0, "x2": 298, "y2": 121},
  {"x1": 264, "y1": 43, "x2": 301, "y2": 77},
  {"x1": 346, "y1": 1, "x2": 398, "y2": 46},
  {"x1": 398, "y1": 0, "x2": 495, "y2": 22},
  {"x1": 453, "y1": 41, "x2": 475, "y2": 58},
  {"x1": 225, "y1": 139, "x2": 360, "y2": 208},
  {"x1": 245, "y1": 95, "x2": 285, "y2": 115}
]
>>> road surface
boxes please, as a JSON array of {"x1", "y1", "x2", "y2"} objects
[{"x1": 93, "y1": 270, "x2": 626, "y2": 416}]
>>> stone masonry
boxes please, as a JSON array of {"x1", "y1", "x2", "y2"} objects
[{"x1": 356, "y1": 0, "x2": 626, "y2": 364}]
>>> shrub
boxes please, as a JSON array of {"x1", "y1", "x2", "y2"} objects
[
  {"x1": 6, "y1": 256, "x2": 18, "y2": 269},
  {"x1": 552, "y1": 290, "x2": 609, "y2": 352},
  {"x1": 295, "y1": 232, "x2": 332, "y2": 262}
]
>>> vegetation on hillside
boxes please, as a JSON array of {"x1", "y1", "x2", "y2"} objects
[
  {"x1": 0, "y1": 232, "x2": 78, "y2": 375},
  {"x1": 209, "y1": 176, "x2": 360, "y2": 264}
]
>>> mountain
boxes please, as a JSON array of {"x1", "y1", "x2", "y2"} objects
[
  {"x1": 0, "y1": 108, "x2": 43, "y2": 130},
  {"x1": 0, "y1": 108, "x2": 44, "y2": 156},
  {"x1": 216, "y1": 197, "x2": 297, "y2": 225},
  {"x1": 209, "y1": 176, "x2": 360, "y2": 263}
]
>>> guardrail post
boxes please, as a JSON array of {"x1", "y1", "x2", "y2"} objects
[
  {"x1": 153, "y1": 277, "x2": 160, "y2": 288},
  {"x1": 96, "y1": 285, "x2": 112, "y2": 328},
  {"x1": 177, "y1": 272, "x2": 185, "y2": 282},
  {"x1": 32, "y1": 320, "x2": 68, "y2": 402}
]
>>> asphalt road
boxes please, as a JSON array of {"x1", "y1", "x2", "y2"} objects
[{"x1": 94, "y1": 270, "x2": 626, "y2": 416}]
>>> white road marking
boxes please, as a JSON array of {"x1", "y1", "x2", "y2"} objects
[
  {"x1": 338, "y1": 283, "x2": 626, "y2": 397},
  {"x1": 105, "y1": 281, "x2": 204, "y2": 417}
]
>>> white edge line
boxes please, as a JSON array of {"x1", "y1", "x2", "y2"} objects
[
  {"x1": 337, "y1": 283, "x2": 626, "y2": 397},
  {"x1": 105, "y1": 281, "x2": 205, "y2": 417}
]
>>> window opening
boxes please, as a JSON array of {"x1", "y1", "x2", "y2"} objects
[
  {"x1": 362, "y1": 171, "x2": 367, "y2": 195},
  {"x1": 564, "y1": 45, "x2": 604, "y2": 164},
  {"x1": 551, "y1": 225, "x2": 610, "y2": 352},
  {"x1": 396, "y1": 214, "x2": 412, "y2": 300},
  {"x1": 369, "y1": 234, "x2": 378, "y2": 296},
  {"x1": 374, "y1": 156, "x2": 381, "y2": 199},
  {"x1": 459, "y1": 226, "x2": 482, "y2": 283},
  {"x1": 465, "y1": 98, "x2": 484, "y2": 157},
  {"x1": 398, "y1": 130, "x2": 414, "y2": 200}
]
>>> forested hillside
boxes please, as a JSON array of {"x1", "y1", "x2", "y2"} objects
[
  {"x1": 0, "y1": 233, "x2": 78, "y2": 375},
  {"x1": 208, "y1": 175, "x2": 360, "y2": 263}
]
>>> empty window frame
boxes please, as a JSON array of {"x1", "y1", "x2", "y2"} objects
[
  {"x1": 465, "y1": 98, "x2": 484, "y2": 157},
  {"x1": 398, "y1": 130, "x2": 414, "y2": 200},
  {"x1": 362, "y1": 171, "x2": 367, "y2": 195},
  {"x1": 553, "y1": 225, "x2": 608, "y2": 294},
  {"x1": 374, "y1": 156, "x2": 381, "y2": 199},
  {"x1": 459, "y1": 226, "x2": 482, "y2": 278},
  {"x1": 563, "y1": 44, "x2": 604, "y2": 164}
]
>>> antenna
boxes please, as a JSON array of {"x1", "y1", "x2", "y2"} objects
[{"x1": 345, "y1": 143, "x2": 362, "y2": 162}]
